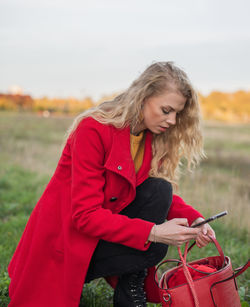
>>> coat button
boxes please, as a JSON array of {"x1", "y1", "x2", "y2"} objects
[
  {"x1": 110, "y1": 197, "x2": 118, "y2": 202},
  {"x1": 117, "y1": 165, "x2": 122, "y2": 170}
]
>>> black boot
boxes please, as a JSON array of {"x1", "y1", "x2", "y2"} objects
[{"x1": 113, "y1": 269, "x2": 147, "y2": 307}]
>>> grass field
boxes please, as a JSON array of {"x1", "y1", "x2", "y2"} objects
[{"x1": 0, "y1": 112, "x2": 249, "y2": 306}]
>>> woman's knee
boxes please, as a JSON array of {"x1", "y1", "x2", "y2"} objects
[
  {"x1": 138, "y1": 177, "x2": 172, "y2": 199},
  {"x1": 147, "y1": 243, "x2": 169, "y2": 266},
  {"x1": 144, "y1": 177, "x2": 172, "y2": 207},
  {"x1": 129, "y1": 177, "x2": 173, "y2": 224},
  {"x1": 138, "y1": 177, "x2": 172, "y2": 207},
  {"x1": 155, "y1": 178, "x2": 172, "y2": 200}
]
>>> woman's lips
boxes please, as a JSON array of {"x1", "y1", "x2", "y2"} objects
[{"x1": 159, "y1": 126, "x2": 168, "y2": 132}]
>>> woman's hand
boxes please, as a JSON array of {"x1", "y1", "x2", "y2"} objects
[
  {"x1": 191, "y1": 217, "x2": 216, "y2": 248},
  {"x1": 148, "y1": 218, "x2": 201, "y2": 246}
]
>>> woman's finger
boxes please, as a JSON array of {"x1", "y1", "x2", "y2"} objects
[
  {"x1": 196, "y1": 239, "x2": 206, "y2": 248},
  {"x1": 196, "y1": 231, "x2": 215, "y2": 246},
  {"x1": 207, "y1": 227, "x2": 216, "y2": 239},
  {"x1": 201, "y1": 224, "x2": 216, "y2": 239},
  {"x1": 196, "y1": 236, "x2": 208, "y2": 247},
  {"x1": 202, "y1": 234, "x2": 211, "y2": 242}
]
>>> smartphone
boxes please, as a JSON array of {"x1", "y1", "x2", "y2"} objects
[{"x1": 191, "y1": 210, "x2": 228, "y2": 228}]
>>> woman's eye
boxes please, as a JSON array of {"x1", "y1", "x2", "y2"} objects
[{"x1": 162, "y1": 109, "x2": 170, "y2": 115}]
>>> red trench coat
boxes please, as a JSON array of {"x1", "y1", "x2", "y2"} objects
[{"x1": 8, "y1": 117, "x2": 202, "y2": 307}]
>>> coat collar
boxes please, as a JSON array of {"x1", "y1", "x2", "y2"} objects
[{"x1": 104, "y1": 126, "x2": 152, "y2": 189}]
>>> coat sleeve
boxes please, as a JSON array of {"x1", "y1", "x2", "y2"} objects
[
  {"x1": 168, "y1": 194, "x2": 204, "y2": 226},
  {"x1": 70, "y1": 119, "x2": 154, "y2": 251}
]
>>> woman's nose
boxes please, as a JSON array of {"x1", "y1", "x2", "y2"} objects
[{"x1": 166, "y1": 113, "x2": 176, "y2": 126}]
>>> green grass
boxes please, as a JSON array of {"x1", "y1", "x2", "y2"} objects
[{"x1": 0, "y1": 112, "x2": 249, "y2": 306}]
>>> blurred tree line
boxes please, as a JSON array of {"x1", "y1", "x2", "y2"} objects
[
  {"x1": 199, "y1": 91, "x2": 250, "y2": 122},
  {"x1": 0, "y1": 94, "x2": 94, "y2": 115},
  {"x1": 0, "y1": 91, "x2": 249, "y2": 122}
]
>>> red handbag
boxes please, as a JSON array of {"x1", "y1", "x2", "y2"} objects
[{"x1": 155, "y1": 237, "x2": 249, "y2": 307}]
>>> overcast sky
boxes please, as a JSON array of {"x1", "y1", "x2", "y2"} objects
[{"x1": 1, "y1": 0, "x2": 250, "y2": 100}]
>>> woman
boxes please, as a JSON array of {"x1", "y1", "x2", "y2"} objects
[{"x1": 8, "y1": 61, "x2": 215, "y2": 307}]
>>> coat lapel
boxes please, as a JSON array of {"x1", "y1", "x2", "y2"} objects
[
  {"x1": 104, "y1": 125, "x2": 136, "y2": 188},
  {"x1": 104, "y1": 125, "x2": 152, "y2": 189}
]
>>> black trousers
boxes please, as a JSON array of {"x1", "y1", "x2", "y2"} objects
[{"x1": 85, "y1": 177, "x2": 172, "y2": 283}]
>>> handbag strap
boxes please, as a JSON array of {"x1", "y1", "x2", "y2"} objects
[
  {"x1": 154, "y1": 237, "x2": 225, "y2": 289},
  {"x1": 178, "y1": 245, "x2": 200, "y2": 307},
  {"x1": 185, "y1": 236, "x2": 225, "y2": 265},
  {"x1": 154, "y1": 258, "x2": 214, "y2": 289},
  {"x1": 234, "y1": 259, "x2": 250, "y2": 278},
  {"x1": 176, "y1": 237, "x2": 226, "y2": 307}
]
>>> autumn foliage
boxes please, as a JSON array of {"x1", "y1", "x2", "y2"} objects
[
  {"x1": 199, "y1": 91, "x2": 250, "y2": 123},
  {"x1": 0, "y1": 91, "x2": 249, "y2": 122},
  {"x1": 0, "y1": 94, "x2": 33, "y2": 111},
  {"x1": 0, "y1": 94, "x2": 94, "y2": 115}
]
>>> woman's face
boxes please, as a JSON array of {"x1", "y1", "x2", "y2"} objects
[{"x1": 141, "y1": 90, "x2": 186, "y2": 134}]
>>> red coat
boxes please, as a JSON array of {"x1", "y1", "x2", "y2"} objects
[{"x1": 8, "y1": 117, "x2": 202, "y2": 307}]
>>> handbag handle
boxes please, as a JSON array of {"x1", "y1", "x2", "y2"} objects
[
  {"x1": 176, "y1": 237, "x2": 229, "y2": 307},
  {"x1": 234, "y1": 259, "x2": 250, "y2": 278},
  {"x1": 154, "y1": 258, "x2": 215, "y2": 289},
  {"x1": 154, "y1": 236, "x2": 225, "y2": 287},
  {"x1": 179, "y1": 238, "x2": 240, "y2": 307},
  {"x1": 178, "y1": 245, "x2": 200, "y2": 307},
  {"x1": 184, "y1": 236, "x2": 225, "y2": 266}
]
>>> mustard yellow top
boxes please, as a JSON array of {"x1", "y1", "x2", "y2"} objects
[{"x1": 130, "y1": 131, "x2": 146, "y2": 173}]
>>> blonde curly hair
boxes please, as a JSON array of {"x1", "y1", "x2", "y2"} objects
[{"x1": 65, "y1": 61, "x2": 205, "y2": 187}]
